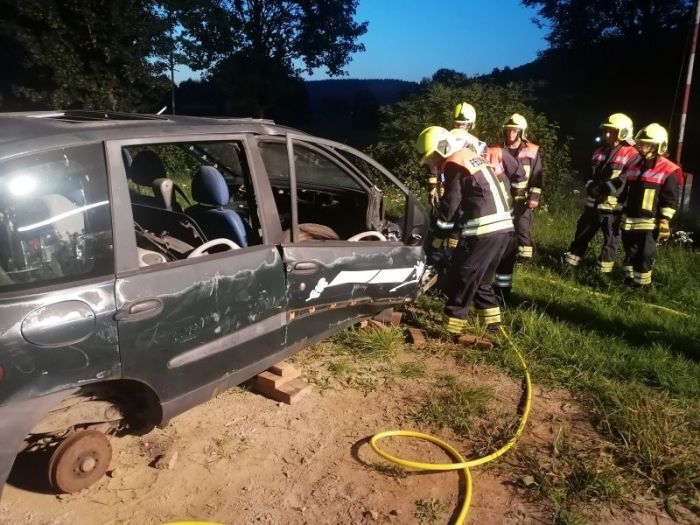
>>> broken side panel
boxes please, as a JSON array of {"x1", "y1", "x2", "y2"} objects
[{"x1": 282, "y1": 243, "x2": 424, "y2": 345}]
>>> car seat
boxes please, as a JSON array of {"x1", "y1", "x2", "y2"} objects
[
  {"x1": 186, "y1": 166, "x2": 248, "y2": 248},
  {"x1": 128, "y1": 150, "x2": 183, "y2": 212}
]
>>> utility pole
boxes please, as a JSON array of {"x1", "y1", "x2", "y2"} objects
[
  {"x1": 169, "y1": 21, "x2": 176, "y2": 115},
  {"x1": 675, "y1": 0, "x2": 700, "y2": 164}
]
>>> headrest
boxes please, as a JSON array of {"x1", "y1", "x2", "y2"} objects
[
  {"x1": 192, "y1": 166, "x2": 229, "y2": 207},
  {"x1": 130, "y1": 150, "x2": 166, "y2": 187}
]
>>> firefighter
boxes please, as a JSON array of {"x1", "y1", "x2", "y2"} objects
[
  {"x1": 453, "y1": 102, "x2": 477, "y2": 131},
  {"x1": 564, "y1": 113, "x2": 640, "y2": 273},
  {"x1": 487, "y1": 114, "x2": 541, "y2": 300},
  {"x1": 620, "y1": 123, "x2": 680, "y2": 287},
  {"x1": 416, "y1": 126, "x2": 514, "y2": 335}
]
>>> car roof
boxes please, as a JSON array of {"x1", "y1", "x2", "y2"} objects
[{"x1": 0, "y1": 111, "x2": 307, "y2": 160}]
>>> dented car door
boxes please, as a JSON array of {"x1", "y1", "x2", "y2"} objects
[{"x1": 273, "y1": 135, "x2": 428, "y2": 345}]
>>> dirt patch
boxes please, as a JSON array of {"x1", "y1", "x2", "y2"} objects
[{"x1": 0, "y1": 340, "x2": 677, "y2": 525}]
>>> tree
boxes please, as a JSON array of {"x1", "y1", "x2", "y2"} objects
[
  {"x1": 0, "y1": 0, "x2": 170, "y2": 111},
  {"x1": 168, "y1": 0, "x2": 368, "y2": 116},
  {"x1": 523, "y1": 0, "x2": 692, "y2": 49},
  {"x1": 368, "y1": 79, "x2": 572, "y2": 200}
]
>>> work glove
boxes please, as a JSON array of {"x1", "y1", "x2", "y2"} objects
[
  {"x1": 657, "y1": 219, "x2": 671, "y2": 241},
  {"x1": 429, "y1": 187, "x2": 440, "y2": 207}
]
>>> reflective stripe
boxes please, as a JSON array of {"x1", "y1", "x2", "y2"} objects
[
  {"x1": 464, "y1": 211, "x2": 514, "y2": 228},
  {"x1": 476, "y1": 307, "x2": 501, "y2": 325},
  {"x1": 461, "y1": 219, "x2": 514, "y2": 237},
  {"x1": 523, "y1": 165, "x2": 532, "y2": 181},
  {"x1": 444, "y1": 315, "x2": 468, "y2": 334},
  {"x1": 634, "y1": 271, "x2": 652, "y2": 285},
  {"x1": 518, "y1": 246, "x2": 533, "y2": 257},
  {"x1": 606, "y1": 181, "x2": 616, "y2": 194},
  {"x1": 610, "y1": 169, "x2": 621, "y2": 179},
  {"x1": 436, "y1": 219, "x2": 454, "y2": 230},
  {"x1": 584, "y1": 179, "x2": 594, "y2": 187},
  {"x1": 565, "y1": 252, "x2": 581, "y2": 266},
  {"x1": 660, "y1": 207, "x2": 676, "y2": 219},
  {"x1": 623, "y1": 265, "x2": 634, "y2": 278},
  {"x1": 585, "y1": 197, "x2": 596, "y2": 207},
  {"x1": 642, "y1": 189, "x2": 656, "y2": 212},
  {"x1": 447, "y1": 238, "x2": 459, "y2": 248},
  {"x1": 620, "y1": 216, "x2": 656, "y2": 231},
  {"x1": 494, "y1": 273, "x2": 512, "y2": 288},
  {"x1": 529, "y1": 187, "x2": 542, "y2": 194},
  {"x1": 596, "y1": 260, "x2": 614, "y2": 273},
  {"x1": 479, "y1": 167, "x2": 506, "y2": 215},
  {"x1": 511, "y1": 181, "x2": 528, "y2": 189},
  {"x1": 427, "y1": 177, "x2": 438, "y2": 184}
]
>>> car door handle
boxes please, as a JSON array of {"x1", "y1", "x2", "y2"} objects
[
  {"x1": 115, "y1": 298, "x2": 163, "y2": 322},
  {"x1": 291, "y1": 261, "x2": 319, "y2": 275}
]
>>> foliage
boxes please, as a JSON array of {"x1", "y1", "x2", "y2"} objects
[
  {"x1": 522, "y1": 0, "x2": 692, "y2": 49},
  {"x1": 0, "y1": 0, "x2": 169, "y2": 111},
  {"x1": 367, "y1": 81, "x2": 572, "y2": 201},
  {"x1": 167, "y1": 0, "x2": 368, "y2": 116}
]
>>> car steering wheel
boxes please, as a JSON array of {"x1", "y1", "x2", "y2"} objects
[
  {"x1": 347, "y1": 231, "x2": 388, "y2": 242},
  {"x1": 187, "y1": 238, "x2": 240, "y2": 258}
]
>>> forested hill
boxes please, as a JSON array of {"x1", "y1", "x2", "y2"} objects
[{"x1": 302, "y1": 79, "x2": 419, "y2": 145}]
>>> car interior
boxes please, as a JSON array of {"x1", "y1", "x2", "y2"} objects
[{"x1": 123, "y1": 139, "x2": 399, "y2": 268}]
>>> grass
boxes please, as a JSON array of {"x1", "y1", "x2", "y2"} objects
[
  {"x1": 480, "y1": 198, "x2": 700, "y2": 518},
  {"x1": 414, "y1": 498, "x2": 449, "y2": 525}
]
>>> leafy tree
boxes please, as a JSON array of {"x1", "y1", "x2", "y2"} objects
[
  {"x1": 368, "y1": 80, "x2": 572, "y2": 200},
  {"x1": 523, "y1": 0, "x2": 692, "y2": 49},
  {"x1": 0, "y1": 0, "x2": 170, "y2": 111},
  {"x1": 168, "y1": 0, "x2": 368, "y2": 117}
]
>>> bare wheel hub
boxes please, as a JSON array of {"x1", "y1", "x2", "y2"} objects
[{"x1": 48, "y1": 429, "x2": 112, "y2": 493}]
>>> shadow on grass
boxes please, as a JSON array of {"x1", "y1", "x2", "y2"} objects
[{"x1": 518, "y1": 292, "x2": 700, "y2": 362}]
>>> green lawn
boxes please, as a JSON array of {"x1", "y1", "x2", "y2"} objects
[{"x1": 479, "y1": 199, "x2": 700, "y2": 520}]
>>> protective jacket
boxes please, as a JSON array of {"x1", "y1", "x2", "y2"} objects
[
  {"x1": 434, "y1": 148, "x2": 513, "y2": 238},
  {"x1": 621, "y1": 156, "x2": 680, "y2": 231},
  {"x1": 586, "y1": 144, "x2": 640, "y2": 212},
  {"x1": 486, "y1": 142, "x2": 542, "y2": 202}
]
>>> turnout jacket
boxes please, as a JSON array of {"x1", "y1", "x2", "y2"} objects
[
  {"x1": 486, "y1": 142, "x2": 542, "y2": 202},
  {"x1": 434, "y1": 148, "x2": 514, "y2": 237},
  {"x1": 621, "y1": 155, "x2": 681, "y2": 231},
  {"x1": 586, "y1": 143, "x2": 640, "y2": 212}
]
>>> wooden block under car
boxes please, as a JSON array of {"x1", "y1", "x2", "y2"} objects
[
  {"x1": 407, "y1": 327, "x2": 426, "y2": 345},
  {"x1": 389, "y1": 311, "x2": 403, "y2": 326},
  {"x1": 457, "y1": 333, "x2": 494, "y2": 349},
  {"x1": 372, "y1": 308, "x2": 394, "y2": 324},
  {"x1": 268, "y1": 361, "x2": 300, "y2": 378},
  {"x1": 254, "y1": 378, "x2": 311, "y2": 404},
  {"x1": 256, "y1": 370, "x2": 300, "y2": 389}
]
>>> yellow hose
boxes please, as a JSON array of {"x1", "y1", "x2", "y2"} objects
[{"x1": 369, "y1": 326, "x2": 532, "y2": 524}]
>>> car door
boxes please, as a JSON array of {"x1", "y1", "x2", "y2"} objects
[
  {"x1": 106, "y1": 136, "x2": 288, "y2": 414},
  {"x1": 257, "y1": 134, "x2": 428, "y2": 347}
]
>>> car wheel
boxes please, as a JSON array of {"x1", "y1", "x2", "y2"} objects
[{"x1": 48, "y1": 429, "x2": 112, "y2": 493}]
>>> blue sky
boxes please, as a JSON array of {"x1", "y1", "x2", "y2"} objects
[{"x1": 175, "y1": 0, "x2": 547, "y2": 83}]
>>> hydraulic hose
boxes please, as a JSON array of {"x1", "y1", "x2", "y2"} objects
[{"x1": 369, "y1": 326, "x2": 532, "y2": 524}]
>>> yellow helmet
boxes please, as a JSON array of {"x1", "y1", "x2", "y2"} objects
[
  {"x1": 415, "y1": 126, "x2": 456, "y2": 165},
  {"x1": 600, "y1": 113, "x2": 633, "y2": 142},
  {"x1": 454, "y1": 102, "x2": 476, "y2": 127},
  {"x1": 503, "y1": 113, "x2": 528, "y2": 140},
  {"x1": 450, "y1": 128, "x2": 486, "y2": 155},
  {"x1": 635, "y1": 123, "x2": 668, "y2": 157}
]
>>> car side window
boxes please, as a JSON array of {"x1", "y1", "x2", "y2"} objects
[
  {"x1": 0, "y1": 144, "x2": 113, "y2": 293},
  {"x1": 259, "y1": 141, "x2": 370, "y2": 241},
  {"x1": 121, "y1": 140, "x2": 263, "y2": 267}
]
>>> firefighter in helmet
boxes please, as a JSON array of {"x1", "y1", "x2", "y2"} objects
[
  {"x1": 620, "y1": 123, "x2": 680, "y2": 287},
  {"x1": 416, "y1": 126, "x2": 514, "y2": 335},
  {"x1": 487, "y1": 113, "x2": 542, "y2": 300},
  {"x1": 564, "y1": 113, "x2": 641, "y2": 273},
  {"x1": 453, "y1": 102, "x2": 477, "y2": 131}
]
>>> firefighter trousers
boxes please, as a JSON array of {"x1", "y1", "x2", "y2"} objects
[
  {"x1": 566, "y1": 207, "x2": 620, "y2": 273},
  {"x1": 443, "y1": 232, "x2": 511, "y2": 333},
  {"x1": 621, "y1": 230, "x2": 657, "y2": 286},
  {"x1": 494, "y1": 231, "x2": 518, "y2": 295},
  {"x1": 514, "y1": 200, "x2": 534, "y2": 259}
]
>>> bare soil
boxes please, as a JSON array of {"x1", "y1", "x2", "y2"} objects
[{"x1": 0, "y1": 340, "x2": 676, "y2": 525}]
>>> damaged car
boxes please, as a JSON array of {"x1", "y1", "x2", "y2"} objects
[{"x1": 0, "y1": 111, "x2": 428, "y2": 495}]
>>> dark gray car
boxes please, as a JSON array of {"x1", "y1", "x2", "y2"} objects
[{"x1": 0, "y1": 111, "x2": 428, "y2": 495}]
